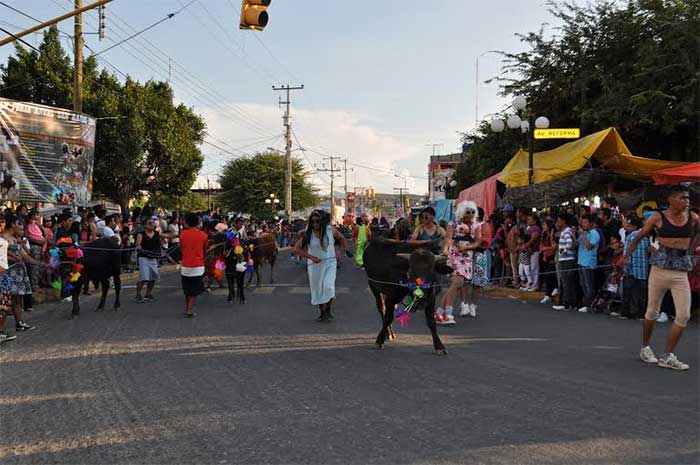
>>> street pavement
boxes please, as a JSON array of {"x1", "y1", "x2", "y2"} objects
[{"x1": 1, "y1": 252, "x2": 698, "y2": 465}]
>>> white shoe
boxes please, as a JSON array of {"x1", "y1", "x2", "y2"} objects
[
  {"x1": 540, "y1": 296, "x2": 552, "y2": 304},
  {"x1": 519, "y1": 286, "x2": 529, "y2": 291},
  {"x1": 657, "y1": 312, "x2": 669, "y2": 323},
  {"x1": 551, "y1": 288, "x2": 559, "y2": 297},
  {"x1": 640, "y1": 346, "x2": 658, "y2": 364},
  {"x1": 552, "y1": 305, "x2": 566, "y2": 311},
  {"x1": 658, "y1": 353, "x2": 689, "y2": 371},
  {"x1": 468, "y1": 303, "x2": 477, "y2": 317},
  {"x1": 444, "y1": 314, "x2": 456, "y2": 325},
  {"x1": 527, "y1": 288, "x2": 537, "y2": 292},
  {"x1": 577, "y1": 306, "x2": 589, "y2": 313},
  {"x1": 459, "y1": 302, "x2": 469, "y2": 317}
]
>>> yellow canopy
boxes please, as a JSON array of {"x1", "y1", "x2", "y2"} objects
[{"x1": 498, "y1": 128, "x2": 688, "y2": 188}]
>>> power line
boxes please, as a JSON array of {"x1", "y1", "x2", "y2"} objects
[
  {"x1": 0, "y1": 26, "x2": 39, "y2": 52},
  {"x1": 91, "y1": 0, "x2": 197, "y2": 57}
]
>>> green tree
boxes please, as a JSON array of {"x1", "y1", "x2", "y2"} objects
[
  {"x1": 1, "y1": 27, "x2": 206, "y2": 209},
  {"x1": 218, "y1": 151, "x2": 318, "y2": 218}
]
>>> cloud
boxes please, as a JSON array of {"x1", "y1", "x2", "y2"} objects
[{"x1": 197, "y1": 104, "x2": 429, "y2": 195}]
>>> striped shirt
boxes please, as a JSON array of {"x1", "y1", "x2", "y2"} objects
[
  {"x1": 558, "y1": 227, "x2": 576, "y2": 262},
  {"x1": 624, "y1": 230, "x2": 650, "y2": 280}
]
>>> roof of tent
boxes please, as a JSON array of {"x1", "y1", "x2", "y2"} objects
[
  {"x1": 498, "y1": 128, "x2": 688, "y2": 188},
  {"x1": 457, "y1": 172, "x2": 500, "y2": 220},
  {"x1": 651, "y1": 162, "x2": 700, "y2": 185}
]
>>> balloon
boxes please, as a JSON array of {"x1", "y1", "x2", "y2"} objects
[
  {"x1": 64, "y1": 283, "x2": 74, "y2": 292},
  {"x1": 396, "y1": 312, "x2": 410, "y2": 327},
  {"x1": 69, "y1": 272, "x2": 81, "y2": 283},
  {"x1": 414, "y1": 288, "x2": 424, "y2": 298},
  {"x1": 249, "y1": 244, "x2": 254, "y2": 251},
  {"x1": 232, "y1": 237, "x2": 240, "y2": 247},
  {"x1": 212, "y1": 269, "x2": 223, "y2": 281},
  {"x1": 234, "y1": 246, "x2": 244, "y2": 255},
  {"x1": 225, "y1": 231, "x2": 235, "y2": 241},
  {"x1": 66, "y1": 247, "x2": 78, "y2": 258},
  {"x1": 52, "y1": 280, "x2": 62, "y2": 290},
  {"x1": 415, "y1": 277, "x2": 423, "y2": 287},
  {"x1": 75, "y1": 248, "x2": 84, "y2": 258},
  {"x1": 215, "y1": 260, "x2": 226, "y2": 271},
  {"x1": 72, "y1": 263, "x2": 84, "y2": 273},
  {"x1": 49, "y1": 248, "x2": 60, "y2": 258},
  {"x1": 235, "y1": 262, "x2": 247, "y2": 273}
]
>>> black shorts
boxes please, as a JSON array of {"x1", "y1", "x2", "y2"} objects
[{"x1": 181, "y1": 274, "x2": 205, "y2": 297}]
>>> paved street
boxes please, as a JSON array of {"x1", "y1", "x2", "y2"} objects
[{"x1": 2, "y1": 255, "x2": 698, "y2": 465}]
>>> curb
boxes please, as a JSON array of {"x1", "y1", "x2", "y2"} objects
[{"x1": 482, "y1": 286, "x2": 546, "y2": 301}]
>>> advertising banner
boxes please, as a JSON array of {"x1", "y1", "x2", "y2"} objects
[
  {"x1": 0, "y1": 97, "x2": 96, "y2": 204},
  {"x1": 429, "y1": 161, "x2": 459, "y2": 201}
]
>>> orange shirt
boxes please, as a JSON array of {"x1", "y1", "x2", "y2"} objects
[{"x1": 179, "y1": 227, "x2": 208, "y2": 268}]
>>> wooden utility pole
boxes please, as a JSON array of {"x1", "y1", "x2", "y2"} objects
[
  {"x1": 74, "y1": 0, "x2": 83, "y2": 113},
  {"x1": 0, "y1": 0, "x2": 113, "y2": 48},
  {"x1": 272, "y1": 84, "x2": 304, "y2": 219},
  {"x1": 317, "y1": 156, "x2": 341, "y2": 214}
]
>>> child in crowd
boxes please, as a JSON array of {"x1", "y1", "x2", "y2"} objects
[
  {"x1": 517, "y1": 235, "x2": 532, "y2": 291},
  {"x1": 613, "y1": 215, "x2": 650, "y2": 320}
]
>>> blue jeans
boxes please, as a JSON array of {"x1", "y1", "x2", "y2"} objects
[{"x1": 578, "y1": 267, "x2": 596, "y2": 307}]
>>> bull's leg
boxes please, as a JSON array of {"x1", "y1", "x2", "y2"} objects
[
  {"x1": 236, "y1": 272, "x2": 246, "y2": 304},
  {"x1": 70, "y1": 287, "x2": 81, "y2": 319},
  {"x1": 424, "y1": 289, "x2": 447, "y2": 355},
  {"x1": 96, "y1": 280, "x2": 108, "y2": 311},
  {"x1": 269, "y1": 256, "x2": 276, "y2": 284},
  {"x1": 113, "y1": 275, "x2": 121, "y2": 310},
  {"x1": 375, "y1": 292, "x2": 400, "y2": 349},
  {"x1": 226, "y1": 274, "x2": 235, "y2": 302}
]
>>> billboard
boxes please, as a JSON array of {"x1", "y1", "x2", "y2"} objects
[
  {"x1": 429, "y1": 154, "x2": 461, "y2": 201},
  {"x1": 0, "y1": 97, "x2": 96, "y2": 204}
]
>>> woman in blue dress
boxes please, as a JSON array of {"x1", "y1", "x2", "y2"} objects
[{"x1": 294, "y1": 210, "x2": 352, "y2": 321}]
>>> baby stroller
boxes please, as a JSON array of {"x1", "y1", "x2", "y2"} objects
[{"x1": 591, "y1": 267, "x2": 623, "y2": 314}]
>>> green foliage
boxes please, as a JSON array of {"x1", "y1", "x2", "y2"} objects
[
  {"x1": 458, "y1": 0, "x2": 699, "y2": 190},
  {"x1": 146, "y1": 191, "x2": 207, "y2": 212},
  {"x1": 218, "y1": 151, "x2": 318, "y2": 218},
  {"x1": 0, "y1": 26, "x2": 205, "y2": 208}
]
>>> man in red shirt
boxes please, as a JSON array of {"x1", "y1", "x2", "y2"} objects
[{"x1": 179, "y1": 212, "x2": 208, "y2": 318}]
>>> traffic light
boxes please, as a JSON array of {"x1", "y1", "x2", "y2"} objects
[{"x1": 239, "y1": 0, "x2": 270, "y2": 31}]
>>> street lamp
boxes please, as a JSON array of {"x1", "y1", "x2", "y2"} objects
[
  {"x1": 490, "y1": 95, "x2": 550, "y2": 185},
  {"x1": 265, "y1": 193, "x2": 280, "y2": 215}
]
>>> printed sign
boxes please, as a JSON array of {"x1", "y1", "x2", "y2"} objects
[
  {"x1": 0, "y1": 97, "x2": 96, "y2": 204},
  {"x1": 534, "y1": 128, "x2": 580, "y2": 139}
]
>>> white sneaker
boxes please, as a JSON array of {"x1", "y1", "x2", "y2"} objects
[
  {"x1": 640, "y1": 346, "x2": 658, "y2": 364},
  {"x1": 469, "y1": 304, "x2": 477, "y2": 317},
  {"x1": 444, "y1": 314, "x2": 456, "y2": 325},
  {"x1": 610, "y1": 311, "x2": 621, "y2": 317},
  {"x1": 551, "y1": 288, "x2": 559, "y2": 296},
  {"x1": 657, "y1": 312, "x2": 669, "y2": 323},
  {"x1": 552, "y1": 305, "x2": 566, "y2": 311},
  {"x1": 519, "y1": 286, "x2": 529, "y2": 291},
  {"x1": 577, "y1": 306, "x2": 589, "y2": 313},
  {"x1": 459, "y1": 302, "x2": 470, "y2": 317},
  {"x1": 527, "y1": 288, "x2": 537, "y2": 292},
  {"x1": 540, "y1": 296, "x2": 552, "y2": 304},
  {"x1": 658, "y1": 353, "x2": 689, "y2": 371}
]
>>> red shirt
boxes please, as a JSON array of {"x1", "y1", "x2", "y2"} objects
[{"x1": 179, "y1": 227, "x2": 208, "y2": 268}]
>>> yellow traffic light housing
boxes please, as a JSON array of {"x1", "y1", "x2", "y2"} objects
[{"x1": 239, "y1": 0, "x2": 270, "y2": 31}]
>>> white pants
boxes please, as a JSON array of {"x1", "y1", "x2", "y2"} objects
[
  {"x1": 519, "y1": 263, "x2": 532, "y2": 287},
  {"x1": 529, "y1": 251, "x2": 540, "y2": 290}
]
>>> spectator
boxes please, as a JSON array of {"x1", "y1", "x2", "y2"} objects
[
  {"x1": 517, "y1": 234, "x2": 532, "y2": 290},
  {"x1": 614, "y1": 215, "x2": 650, "y2": 319},
  {"x1": 577, "y1": 215, "x2": 601, "y2": 313},
  {"x1": 42, "y1": 217, "x2": 54, "y2": 248},
  {"x1": 135, "y1": 218, "x2": 163, "y2": 303},
  {"x1": 553, "y1": 213, "x2": 578, "y2": 311},
  {"x1": 25, "y1": 211, "x2": 46, "y2": 291},
  {"x1": 539, "y1": 219, "x2": 558, "y2": 304},
  {"x1": 524, "y1": 213, "x2": 542, "y2": 291},
  {"x1": 1, "y1": 215, "x2": 37, "y2": 331},
  {"x1": 505, "y1": 214, "x2": 521, "y2": 288}
]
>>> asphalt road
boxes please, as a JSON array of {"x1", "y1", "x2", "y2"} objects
[{"x1": 1, "y1": 253, "x2": 698, "y2": 465}]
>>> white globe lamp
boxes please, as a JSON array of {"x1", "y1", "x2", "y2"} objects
[
  {"x1": 520, "y1": 120, "x2": 530, "y2": 133},
  {"x1": 490, "y1": 119, "x2": 505, "y2": 133},
  {"x1": 507, "y1": 114, "x2": 522, "y2": 129},
  {"x1": 535, "y1": 116, "x2": 550, "y2": 129},
  {"x1": 449, "y1": 180, "x2": 457, "y2": 187},
  {"x1": 512, "y1": 95, "x2": 527, "y2": 111}
]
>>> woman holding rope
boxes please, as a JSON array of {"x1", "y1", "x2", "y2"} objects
[
  {"x1": 135, "y1": 217, "x2": 174, "y2": 303},
  {"x1": 294, "y1": 210, "x2": 352, "y2": 322}
]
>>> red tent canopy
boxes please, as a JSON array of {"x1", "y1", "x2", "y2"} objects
[
  {"x1": 651, "y1": 162, "x2": 700, "y2": 185},
  {"x1": 457, "y1": 172, "x2": 500, "y2": 220}
]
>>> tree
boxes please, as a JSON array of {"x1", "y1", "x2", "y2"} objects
[
  {"x1": 456, "y1": 0, "x2": 699, "y2": 191},
  {"x1": 218, "y1": 151, "x2": 318, "y2": 217},
  {"x1": 0, "y1": 26, "x2": 206, "y2": 209}
]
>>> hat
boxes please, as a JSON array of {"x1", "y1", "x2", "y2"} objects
[{"x1": 215, "y1": 223, "x2": 228, "y2": 233}]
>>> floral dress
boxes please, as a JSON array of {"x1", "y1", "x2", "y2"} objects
[
  {"x1": 447, "y1": 221, "x2": 489, "y2": 287},
  {"x1": 6, "y1": 244, "x2": 32, "y2": 296}
]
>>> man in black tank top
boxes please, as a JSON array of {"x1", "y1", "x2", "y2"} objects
[{"x1": 622, "y1": 185, "x2": 699, "y2": 371}]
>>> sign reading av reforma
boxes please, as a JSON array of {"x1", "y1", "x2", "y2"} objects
[
  {"x1": 534, "y1": 128, "x2": 580, "y2": 139},
  {"x1": 0, "y1": 97, "x2": 96, "y2": 204}
]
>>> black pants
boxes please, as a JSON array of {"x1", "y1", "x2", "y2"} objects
[
  {"x1": 621, "y1": 276, "x2": 647, "y2": 319},
  {"x1": 559, "y1": 260, "x2": 578, "y2": 308},
  {"x1": 541, "y1": 258, "x2": 557, "y2": 296}
]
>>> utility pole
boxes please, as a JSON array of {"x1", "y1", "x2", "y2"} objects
[
  {"x1": 317, "y1": 156, "x2": 341, "y2": 216},
  {"x1": 341, "y1": 158, "x2": 353, "y2": 210},
  {"x1": 74, "y1": 0, "x2": 83, "y2": 113},
  {"x1": 272, "y1": 84, "x2": 304, "y2": 219},
  {"x1": 393, "y1": 188, "x2": 408, "y2": 218}
]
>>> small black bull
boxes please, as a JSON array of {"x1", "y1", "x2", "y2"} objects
[
  {"x1": 363, "y1": 238, "x2": 452, "y2": 354},
  {"x1": 70, "y1": 237, "x2": 122, "y2": 318}
]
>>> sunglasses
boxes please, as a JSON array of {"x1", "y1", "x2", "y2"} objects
[{"x1": 465, "y1": 210, "x2": 475, "y2": 215}]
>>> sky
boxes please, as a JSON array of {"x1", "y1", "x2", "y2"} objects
[{"x1": 0, "y1": 0, "x2": 561, "y2": 195}]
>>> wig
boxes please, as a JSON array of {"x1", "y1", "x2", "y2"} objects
[{"x1": 454, "y1": 200, "x2": 478, "y2": 223}]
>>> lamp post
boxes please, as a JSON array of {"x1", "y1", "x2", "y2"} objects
[
  {"x1": 264, "y1": 193, "x2": 280, "y2": 217},
  {"x1": 489, "y1": 95, "x2": 549, "y2": 185}
]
